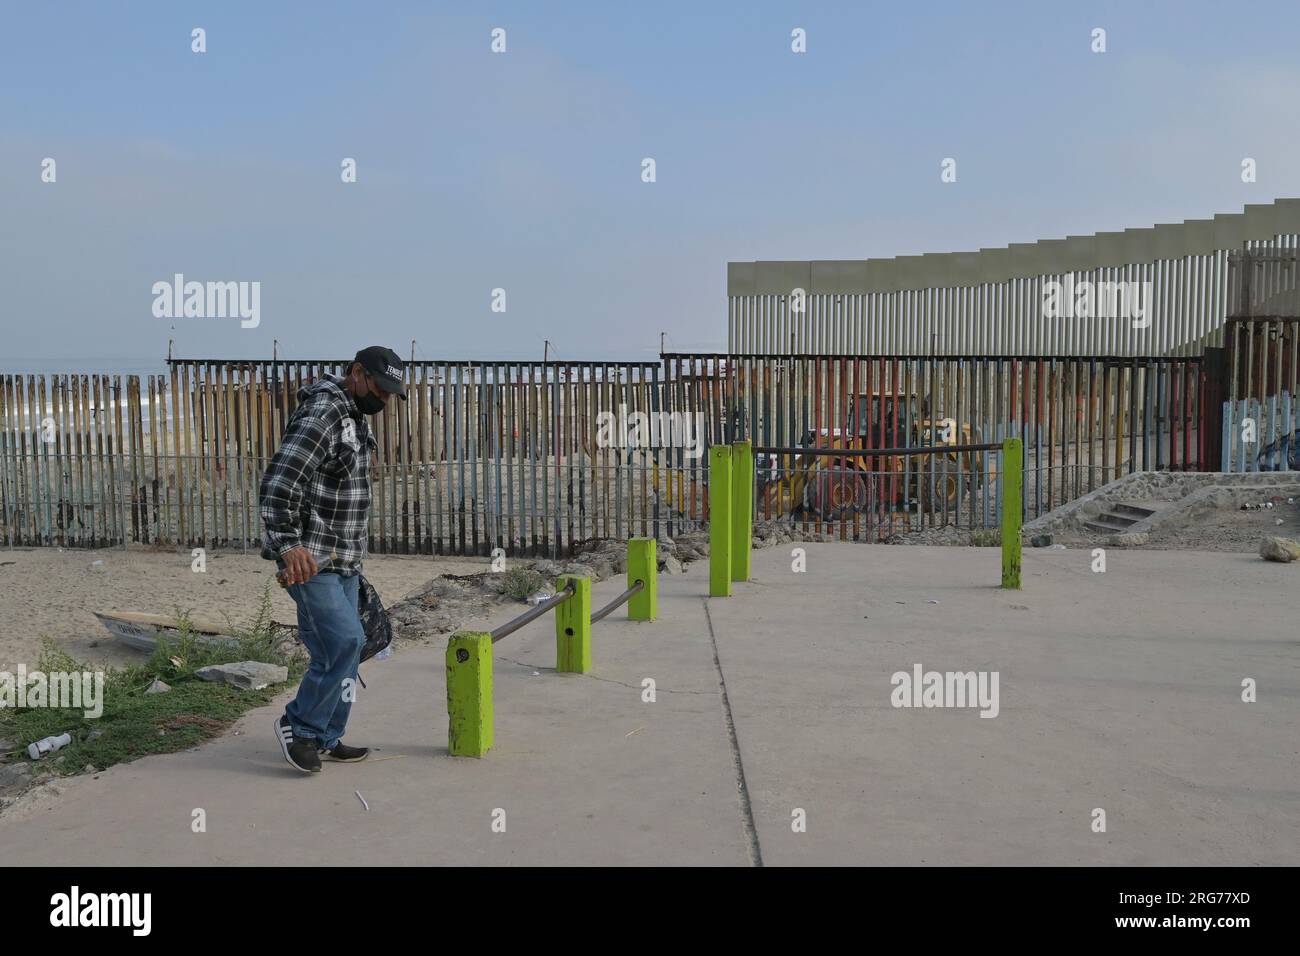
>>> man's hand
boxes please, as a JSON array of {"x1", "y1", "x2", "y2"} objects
[{"x1": 278, "y1": 546, "x2": 320, "y2": 586}]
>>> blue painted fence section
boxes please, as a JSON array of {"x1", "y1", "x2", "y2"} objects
[{"x1": 1222, "y1": 394, "x2": 1298, "y2": 472}]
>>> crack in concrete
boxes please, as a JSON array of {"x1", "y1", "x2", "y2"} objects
[{"x1": 703, "y1": 598, "x2": 764, "y2": 868}]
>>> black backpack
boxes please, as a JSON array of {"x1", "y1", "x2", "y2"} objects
[{"x1": 358, "y1": 574, "x2": 394, "y2": 665}]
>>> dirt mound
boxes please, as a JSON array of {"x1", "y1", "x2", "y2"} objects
[{"x1": 386, "y1": 538, "x2": 705, "y2": 641}]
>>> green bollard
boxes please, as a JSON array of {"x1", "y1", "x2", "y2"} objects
[
  {"x1": 731, "y1": 439, "x2": 752, "y2": 582},
  {"x1": 1001, "y1": 438, "x2": 1022, "y2": 589},
  {"x1": 709, "y1": 445, "x2": 733, "y2": 597},
  {"x1": 555, "y1": 574, "x2": 592, "y2": 673},
  {"x1": 446, "y1": 631, "x2": 493, "y2": 757},
  {"x1": 627, "y1": 538, "x2": 657, "y2": 621}
]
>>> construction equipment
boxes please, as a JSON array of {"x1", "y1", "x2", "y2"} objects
[{"x1": 755, "y1": 391, "x2": 995, "y2": 521}]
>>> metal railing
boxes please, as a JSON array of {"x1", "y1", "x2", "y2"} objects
[
  {"x1": 490, "y1": 584, "x2": 575, "y2": 643},
  {"x1": 446, "y1": 538, "x2": 659, "y2": 758},
  {"x1": 590, "y1": 580, "x2": 645, "y2": 624}
]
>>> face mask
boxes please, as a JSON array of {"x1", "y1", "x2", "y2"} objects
[
  {"x1": 355, "y1": 374, "x2": 386, "y2": 415},
  {"x1": 356, "y1": 391, "x2": 385, "y2": 415}
]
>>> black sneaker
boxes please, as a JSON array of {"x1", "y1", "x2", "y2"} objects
[
  {"x1": 274, "y1": 715, "x2": 321, "y2": 773},
  {"x1": 320, "y1": 742, "x2": 370, "y2": 763}
]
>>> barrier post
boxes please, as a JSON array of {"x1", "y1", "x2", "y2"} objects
[
  {"x1": 709, "y1": 445, "x2": 733, "y2": 597},
  {"x1": 1001, "y1": 438, "x2": 1022, "y2": 589},
  {"x1": 446, "y1": 631, "x2": 493, "y2": 757},
  {"x1": 555, "y1": 574, "x2": 592, "y2": 673},
  {"x1": 731, "y1": 439, "x2": 752, "y2": 582},
  {"x1": 627, "y1": 538, "x2": 657, "y2": 621}
]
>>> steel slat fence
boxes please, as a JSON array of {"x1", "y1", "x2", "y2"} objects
[{"x1": 0, "y1": 351, "x2": 1209, "y2": 554}]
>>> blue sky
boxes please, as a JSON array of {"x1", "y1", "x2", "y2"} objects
[{"x1": 3, "y1": 0, "x2": 1299, "y2": 368}]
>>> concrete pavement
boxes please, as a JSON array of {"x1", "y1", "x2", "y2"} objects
[
  {"x1": 2, "y1": 544, "x2": 1296, "y2": 865},
  {"x1": 712, "y1": 544, "x2": 1300, "y2": 865}
]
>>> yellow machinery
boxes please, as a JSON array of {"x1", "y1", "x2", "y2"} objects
[{"x1": 755, "y1": 392, "x2": 995, "y2": 520}]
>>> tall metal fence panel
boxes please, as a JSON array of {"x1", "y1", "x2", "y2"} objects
[
  {"x1": 0, "y1": 352, "x2": 1207, "y2": 554},
  {"x1": 670, "y1": 352, "x2": 1206, "y2": 539},
  {"x1": 1220, "y1": 247, "x2": 1300, "y2": 471},
  {"x1": 728, "y1": 201, "x2": 1300, "y2": 358}
]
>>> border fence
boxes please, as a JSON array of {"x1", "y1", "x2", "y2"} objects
[
  {"x1": 0, "y1": 349, "x2": 1214, "y2": 555},
  {"x1": 1219, "y1": 249, "x2": 1300, "y2": 471},
  {"x1": 7, "y1": 202, "x2": 1299, "y2": 553},
  {"x1": 727, "y1": 202, "x2": 1300, "y2": 357}
]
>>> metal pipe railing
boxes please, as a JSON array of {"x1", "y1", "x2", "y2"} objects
[
  {"x1": 590, "y1": 580, "x2": 644, "y2": 624},
  {"x1": 753, "y1": 443, "x2": 1001, "y2": 456},
  {"x1": 490, "y1": 584, "x2": 574, "y2": 643}
]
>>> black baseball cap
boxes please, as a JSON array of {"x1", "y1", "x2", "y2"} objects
[{"x1": 353, "y1": 346, "x2": 408, "y2": 400}]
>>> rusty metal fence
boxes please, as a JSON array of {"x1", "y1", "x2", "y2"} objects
[
  {"x1": 1220, "y1": 248, "x2": 1300, "y2": 471},
  {"x1": 700, "y1": 352, "x2": 1208, "y2": 523},
  {"x1": 0, "y1": 352, "x2": 1209, "y2": 555},
  {"x1": 752, "y1": 442, "x2": 1005, "y2": 542}
]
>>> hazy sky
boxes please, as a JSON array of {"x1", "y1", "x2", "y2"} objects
[{"x1": 3, "y1": 1, "x2": 1300, "y2": 369}]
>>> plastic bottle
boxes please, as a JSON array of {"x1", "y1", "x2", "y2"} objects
[{"x1": 28, "y1": 732, "x2": 72, "y2": 760}]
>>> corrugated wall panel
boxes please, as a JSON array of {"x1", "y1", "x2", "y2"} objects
[{"x1": 729, "y1": 200, "x2": 1300, "y2": 357}]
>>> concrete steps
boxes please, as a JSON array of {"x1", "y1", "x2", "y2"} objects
[{"x1": 1082, "y1": 501, "x2": 1158, "y2": 535}]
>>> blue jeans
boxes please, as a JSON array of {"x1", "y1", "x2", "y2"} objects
[{"x1": 285, "y1": 572, "x2": 363, "y2": 750}]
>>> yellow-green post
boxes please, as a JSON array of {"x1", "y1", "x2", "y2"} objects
[
  {"x1": 709, "y1": 445, "x2": 733, "y2": 597},
  {"x1": 446, "y1": 632, "x2": 493, "y2": 757},
  {"x1": 731, "y1": 439, "x2": 752, "y2": 582},
  {"x1": 555, "y1": 574, "x2": 592, "y2": 673},
  {"x1": 627, "y1": 538, "x2": 656, "y2": 621},
  {"x1": 1001, "y1": 438, "x2": 1022, "y2": 589}
]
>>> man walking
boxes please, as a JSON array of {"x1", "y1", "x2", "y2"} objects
[{"x1": 260, "y1": 346, "x2": 406, "y2": 773}]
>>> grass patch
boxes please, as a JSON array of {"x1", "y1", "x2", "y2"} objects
[
  {"x1": 969, "y1": 528, "x2": 1002, "y2": 547},
  {"x1": 0, "y1": 582, "x2": 304, "y2": 777},
  {"x1": 501, "y1": 567, "x2": 543, "y2": 601}
]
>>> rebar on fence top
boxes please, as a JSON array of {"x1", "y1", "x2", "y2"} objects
[{"x1": 446, "y1": 538, "x2": 658, "y2": 758}]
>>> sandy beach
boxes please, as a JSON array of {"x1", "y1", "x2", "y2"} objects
[{"x1": 0, "y1": 546, "x2": 488, "y2": 673}]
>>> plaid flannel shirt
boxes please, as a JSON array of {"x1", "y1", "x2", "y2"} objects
[{"x1": 259, "y1": 374, "x2": 375, "y2": 576}]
